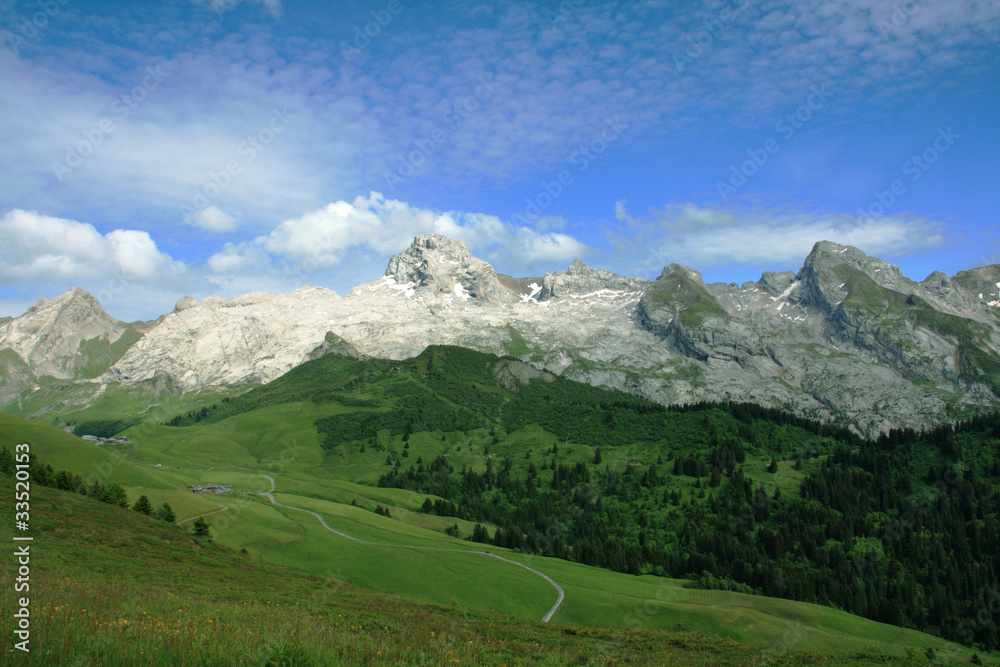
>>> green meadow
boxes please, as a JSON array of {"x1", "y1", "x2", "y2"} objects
[
  {"x1": 1, "y1": 409, "x2": 993, "y2": 664},
  {"x1": 5, "y1": 476, "x2": 965, "y2": 666}
]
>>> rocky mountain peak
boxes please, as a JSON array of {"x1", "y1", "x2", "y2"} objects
[
  {"x1": 952, "y1": 265, "x2": 1000, "y2": 309},
  {"x1": 3, "y1": 237, "x2": 1000, "y2": 438},
  {"x1": 25, "y1": 286, "x2": 96, "y2": 314},
  {"x1": 383, "y1": 233, "x2": 514, "y2": 303},
  {"x1": 757, "y1": 270, "x2": 797, "y2": 297},
  {"x1": 540, "y1": 259, "x2": 650, "y2": 300},
  {"x1": 797, "y1": 241, "x2": 911, "y2": 313},
  {"x1": 20, "y1": 288, "x2": 112, "y2": 329},
  {"x1": 0, "y1": 287, "x2": 130, "y2": 383},
  {"x1": 174, "y1": 296, "x2": 198, "y2": 313}
]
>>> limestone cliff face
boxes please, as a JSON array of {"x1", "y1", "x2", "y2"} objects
[
  {"x1": 100, "y1": 287, "x2": 345, "y2": 389},
  {"x1": 0, "y1": 288, "x2": 153, "y2": 407},
  {"x1": 384, "y1": 233, "x2": 517, "y2": 304},
  {"x1": 3, "y1": 237, "x2": 999, "y2": 436},
  {"x1": 635, "y1": 241, "x2": 1000, "y2": 434}
]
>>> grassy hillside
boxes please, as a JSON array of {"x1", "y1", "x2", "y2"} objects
[
  {"x1": 0, "y1": 414, "x2": 224, "y2": 518},
  {"x1": 140, "y1": 345, "x2": 1000, "y2": 653},
  {"x1": 0, "y1": 477, "x2": 987, "y2": 666},
  {"x1": 2, "y1": 394, "x2": 995, "y2": 663},
  {"x1": 2, "y1": 376, "x2": 243, "y2": 438}
]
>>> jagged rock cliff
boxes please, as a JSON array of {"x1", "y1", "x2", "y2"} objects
[
  {"x1": 0, "y1": 288, "x2": 151, "y2": 407},
  {"x1": 2, "y1": 234, "x2": 998, "y2": 435}
]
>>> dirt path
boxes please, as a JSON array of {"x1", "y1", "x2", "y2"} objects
[
  {"x1": 176, "y1": 501, "x2": 229, "y2": 525},
  {"x1": 257, "y1": 474, "x2": 565, "y2": 623}
]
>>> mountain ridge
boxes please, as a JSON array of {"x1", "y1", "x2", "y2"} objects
[{"x1": 2, "y1": 234, "x2": 999, "y2": 435}]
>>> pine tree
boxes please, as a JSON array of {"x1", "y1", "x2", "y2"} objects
[
  {"x1": 471, "y1": 524, "x2": 490, "y2": 543},
  {"x1": 133, "y1": 495, "x2": 153, "y2": 515},
  {"x1": 105, "y1": 483, "x2": 129, "y2": 508},
  {"x1": 158, "y1": 503, "x2": 176, "y2": 523},
  {"x1": 193, "y1": 516, "x2": 210, "y2": 538},
  {"x1": 594, "y1": 447, "x2": 602, "y2": 465},
  {"x1": 767, "y1": 457, "x2": 779, "y2": 473}
]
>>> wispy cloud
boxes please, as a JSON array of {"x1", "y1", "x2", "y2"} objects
[
  {"x1": 612, "y1": 201, "x2": 945, "y2": 278},
  {"x1": 0, "y1": 0, "x2": 994, "y2": 317},
  {"x1": 3, "y1": 0, "x2": 996, "y2": 227},
  {"x1": 190, "y1": 0, "x2": 281, "y2": 19}
]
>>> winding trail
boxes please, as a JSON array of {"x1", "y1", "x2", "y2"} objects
[
  {"x1": 257, "y1": 474, "x2": 565, "y2": 623},
  {"x1": 176, "y1": 502, "x2": 229, "y2": 525}
]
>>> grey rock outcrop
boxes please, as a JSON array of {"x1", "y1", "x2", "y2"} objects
[
  {"x1": 539, "y1": 259, "x2": 650, "y2": 300},
  {"x1": 2, "y1": 237, "x2": 998, "y2": 437},
  {"x1": 384, "y1": 233, "x2": 516, "y2": 304}
]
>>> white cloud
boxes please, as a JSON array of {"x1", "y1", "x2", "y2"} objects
[
  {"x1": 515, "y1": 229, "x2": 588, "y2": 265},
  {"x1": 193, "y1": 0, "x2": 281, "y2": 18},
  {"x1": 209, "y1": 192, "x2": 590, "y2": 278},
  {"x1": 613, "y1": 201, "x2": 944, "y2": 278},
  {"x1": 206, "y1": 242, "x2": 266, "y2": 274},
  {"x1": 0, "y1": 209, "x2": 181, "y2": 284},
  {"x1": 186, "y1": 206, "x2": 238, "y2": 232},
  {"x1": 0, "y1": 0, "x2": 996, "y2": 234}
]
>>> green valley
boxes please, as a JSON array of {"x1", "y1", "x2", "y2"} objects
[{"x1": 2, "y1": 345, "x2": 999, "y2": 664}]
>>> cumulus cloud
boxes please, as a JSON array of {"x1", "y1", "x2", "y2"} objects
[
  {"x1": 186, "y1": 206, "x2": 238, "y2": 233},
  {"x1": 513, "y1": 229, "x2": 588, "y2": 265},
  {"x1": 0, "y1": 209, "x2": 181, "y2": 284},
  {"x1": 205, "y1": 242, "x2": 267, "y2": 274},
  {"x1": 209, "y1": 192, "x2": 590, "y2": 278},
  {"x1": 612, "y1": 201, "x2": 944, "y2": 278}
]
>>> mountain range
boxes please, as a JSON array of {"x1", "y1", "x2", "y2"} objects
[{"x1": 2, "y1": 233, "x2": 999, "y2": 435}]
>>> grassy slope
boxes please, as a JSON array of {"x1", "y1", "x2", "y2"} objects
[
  {"x1": 1, "y1": 478, "x2": 988, "y2": 666},
  {"x1": 0, "y1": 414, "x2": 221, "y2": 518},
  {"x1": 2, "y1": 377, "x2": 242, "y2": 439},
  {"x1": 644, "y1": 267, "x2": 727, "y2": 327},
  {"x1": 1, "y1": 414, "x2": 991, "y2": 664},
  {"x1": 1, "y1": 477, "x2": 812, "y2": 667}
]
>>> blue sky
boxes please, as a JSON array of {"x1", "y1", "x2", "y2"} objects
[{"x1": 1, "y1": 0, "x2": 998, "y2": 321}]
